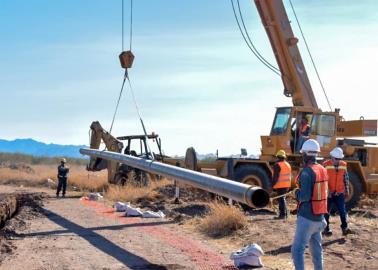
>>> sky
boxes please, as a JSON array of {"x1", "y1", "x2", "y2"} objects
[{"x1": 1, "y1": 0, "x2": 377, "y2": 156}]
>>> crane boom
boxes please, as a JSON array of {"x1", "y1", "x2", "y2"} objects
[{"x1": 254, "y1": 0, "x2": 318, "y2": 108}]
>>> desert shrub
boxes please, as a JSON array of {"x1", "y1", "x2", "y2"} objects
[
  {"x1": 105, "y1": 178, "x2": 171, "y2": 202},
  {"x1": 0, "y1": 152, "x2": 87, "y2": 166},
  {"x1": 199, "y1": 201, "x2": 248, "y2": 237}
]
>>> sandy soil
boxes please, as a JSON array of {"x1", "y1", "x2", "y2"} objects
[{"x1": 0, "y1": 185, "x2": 377, "y2": 270}]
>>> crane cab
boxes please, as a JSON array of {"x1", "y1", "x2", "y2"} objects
[{"x1": 260, "y1": 106, "x2": 337, "y2": 160}]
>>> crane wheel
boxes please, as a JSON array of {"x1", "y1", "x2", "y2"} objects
[
  {"x1": 234, "y1": 165, "x2": 271, "y2": 192},
  {"x1": 345, "y1": 170, "x2": 363, "y2": 211},
  {"x1": 185, "y1": 147, "x2": 198, "y2": 171}
]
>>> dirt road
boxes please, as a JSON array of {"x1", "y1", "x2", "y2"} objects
[
  {"x1": 1, "y1": 184, "x2": 377, "y2": 270},
  {"x1": 0, "y1": 187, "x2": 239, "y2": 270}
]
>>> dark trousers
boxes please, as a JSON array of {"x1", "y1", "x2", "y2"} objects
[
  {"x1": 276, "y1": 188, "x2": 289, "y2": 217},
  {"x1": 56, "y1": 177, "x2": 67, "y2": 196},
  {"x1": 325, "y1": 193, "x2": 348, "y2": 229}
]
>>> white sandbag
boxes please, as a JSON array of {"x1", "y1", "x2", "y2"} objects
[
  {"x1": 232, "y1": 255, "x2": 263, "y2": 268},
  {"x1": 115, "y1": 202, "x2": 130, "y2": 212},
  {"x1": 142, "y1": 210, "x2": 166, "y2": 218},
  {"x1": 125, "y1": 205, "x2": 144, "y2": 217},
  {"x1": 230, "y1": 243, "x2": 264, "y2": 267},
  {"x1": 88, "y1": 193, "x2": 103, "y2": 201}
]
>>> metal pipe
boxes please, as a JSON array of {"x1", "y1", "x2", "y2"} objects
[{"x1": 80, "y1": 148, "x2": 270, "y2": 208}]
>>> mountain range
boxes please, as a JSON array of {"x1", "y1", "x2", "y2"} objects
[
  {"x1": 0, "y1": 138, "x2": 87, "y2": 158},
  {"x1": 0, "y1": 138, "x2": 259, "y2": 160}
]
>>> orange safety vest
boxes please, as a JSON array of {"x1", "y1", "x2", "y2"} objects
[
  {"x1": 273, "y1": 161, "x2": 292, "y2": 189},
  {"x1": 296, "y1": 164, "x2": 328, "y2": 215},
  {"x1": 301, "y1": 124, "x2": 310, "y2": 134},
  {"x1": 323, "y1": 159, "x2": 347, "y2": 193}
]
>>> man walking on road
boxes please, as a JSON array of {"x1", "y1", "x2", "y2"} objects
[
  {"x1": 292, "y1": 139, "x2": 328, "y2": 270},
  {"x1": 272, "y1": 150, "x2": 291, "y2": 219},
  {"x1": 56, "y1": 158, "x2": 69, "y2": 198},
  {"x1": 323, "y1": 147, "x2": 352, "y2": 236}
]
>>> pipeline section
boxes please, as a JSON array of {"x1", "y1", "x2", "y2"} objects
[{"x1": 80, "y1": 148, "x2": 270, "y2": 208}]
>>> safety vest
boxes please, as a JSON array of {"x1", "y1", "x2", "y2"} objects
[
  {"x1": 299, "y1": 124, "x2": 310, "y2": 136},
  {"x1": 296, "y1": 164, "x2": 328, "y2": 215},
  {"x1": 323, "y1": 159, "x2": 347, "y2": 193},
  {"x1": 273, "y1": 161, "x2": 292, "y2": 189}
]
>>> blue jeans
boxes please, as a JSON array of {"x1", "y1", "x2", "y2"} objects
[
  {"x1": 292, "y1": 216, "x2": 327, "y2": 270},
  {"x1": 295, "y1": 136, "x2": 307, "y2": 153},
  {"x1": 324, "y1": 193, "x2": 348, "y2": 230}
]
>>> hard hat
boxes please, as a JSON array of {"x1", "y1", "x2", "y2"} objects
[
  {"x1": 276, "y1": 150, "x2": 287, "y2": 158},
  {"x1": 300, "y1": 139, "x2": 320, "y2": 156},
  {"x1": 330, "y1": 147, "x2": 344, "y2": 159},
  {"x1": 305, "y1": 115, "x2": 312, "y2": 123},
  {"x1": 61, "y1": 158, "x2": 66, "y2": 163}
]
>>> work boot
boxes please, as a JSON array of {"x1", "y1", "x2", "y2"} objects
[
  {"x1": 274, "y1": 214, "x2": 287, "y2": 220},
  {"x1": 342, "y1": 227, "x2": 353, "y2": 236},
  {"x1": 322, "y1": 227, "x2": 333, "y2": 236},
  {"x1": 62, "y1": 194, "x2": 66, "y2": 198},
  {"x1": 56, "y1": 194, "x2": 59, "y2": 198}
]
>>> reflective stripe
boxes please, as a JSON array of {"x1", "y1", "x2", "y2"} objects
[{"x1": 317, "y1": 182, "x2": 321, "y2": 200}]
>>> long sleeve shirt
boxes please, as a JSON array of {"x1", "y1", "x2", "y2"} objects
[
  {"x1": 271, "y1": 163, "x2": 281, "y2": 187},
  {"x1": 295, "y1": 164, "x2": 324, "y2": 222},
  {"x1": 57, "y1": 165, "x2": 69, "y2": 179}
]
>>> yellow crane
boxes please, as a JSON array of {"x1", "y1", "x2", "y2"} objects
[{"x1": 166, "y1": 0, "x2": 378, "y2": 210}]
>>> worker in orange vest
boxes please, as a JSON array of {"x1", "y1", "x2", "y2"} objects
[
  {"x1": 272, "y1": 150, "x2": 291, "y2": 219},
  {"x1": 291, "y1": 139, "x2": 328, "y2": 270},
  {"x1": 323, "y1": 147, "x2": 352, "y2": 236},
  {"x1": 295, "y1": 117, "x2": 311, "y2": 153}
]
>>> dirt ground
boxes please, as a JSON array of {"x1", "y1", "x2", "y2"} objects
[{"x1": 0, "y1": 184, "x2": 377, "y2": 270}]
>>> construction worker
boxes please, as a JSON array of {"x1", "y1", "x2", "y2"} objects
[
  {"x1": 291, "y1": 139, "x2": 328, "y2": 270},
  {"x1": 272, "y1": 150, "x2": 291, "y2": 219},
  {"x1": 295, "y1": 117, "x2": 311, "y2": 153},
  {"x1": 56, "y1": 158, "x2": 69, "y2": 198},
  {"x1": 323, "y1": 147, "x2": 352, "y2": 236}
]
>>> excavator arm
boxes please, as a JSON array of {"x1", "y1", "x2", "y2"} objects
[
  {"x1": 254, "y1": 0, "x2": 318, "y2": 108},
  {"x1": 87, "y1": 121, "x2": 124, "y2": 183}
]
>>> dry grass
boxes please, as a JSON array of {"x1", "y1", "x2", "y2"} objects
[
  {"x1": 0, "y1": 164, "x2": 108, "y2": 192},
  {"x1": 359, "y1": 194, "x2": 378, "y2": 208},
  {"x1": 105, "y1": 178, "x2": 171, "y2": 203},
  {"x1": 199, "y1": 201, "x2": 248, "y2": 237}
]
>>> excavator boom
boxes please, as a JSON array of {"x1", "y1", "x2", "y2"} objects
[
  {"x1": 88, "y1": 121, "x2": 124, "y2": 183},
  {"x1": 254, "y1": 0, "x2": 318, "y2": 108}
]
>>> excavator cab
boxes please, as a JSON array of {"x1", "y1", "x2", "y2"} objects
[{"x1": 117, "y1": 133, "x2": 164, "y2": 161}]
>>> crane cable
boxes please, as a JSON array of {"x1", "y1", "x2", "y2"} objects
[
  {"x1": 235, "y1": 0, "x2": 280, "y2": 73},
  {"x1": 288, "y1": 0, "x2": 333, "y2": 111},
  {"x1": 111, "y1": 0, "x2": 154, "y2": 160},
  {"x1": 230, "y1": 0, "x2": 281, "y2": 76}
]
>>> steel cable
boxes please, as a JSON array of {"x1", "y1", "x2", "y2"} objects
[
  {"x1": 230, "y1": 0, "x2": 281, "y2": 76},
  {"x1": 288, "y1": 0, "x2": 332, "y2": 111}
]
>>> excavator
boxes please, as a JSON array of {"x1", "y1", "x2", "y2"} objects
[
  {"x1": 163, "y1": 0, "x2": 378, "y2": 210},
  {"x1": 87, "y1": 121, "x2": 168, "y2": 185}
]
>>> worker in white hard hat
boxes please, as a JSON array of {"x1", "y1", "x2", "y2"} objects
[
  {"x1": 322, "y1": 147, "x2": 352, "y2": 236},
  {"x1": 272, "y1": 150, "x2": 291, "y2": 219},
  {"x1": 291, "y1": 139, "x2": 328, "y2": 270},
  {"x1": 56, "y1": 158, "x2": 69, "y2": 198}
]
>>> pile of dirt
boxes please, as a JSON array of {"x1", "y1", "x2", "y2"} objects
[
  {"x1": 0, "y1": 192, "x2": 46, "y2": 264},
  {"x1": 0, "y1": 195, "x2": 18, "y2": 228}
]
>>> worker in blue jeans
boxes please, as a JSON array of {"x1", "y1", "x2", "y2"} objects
[{"x1": 292, "y1": 139, "x2": 328, "y2": 270}]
